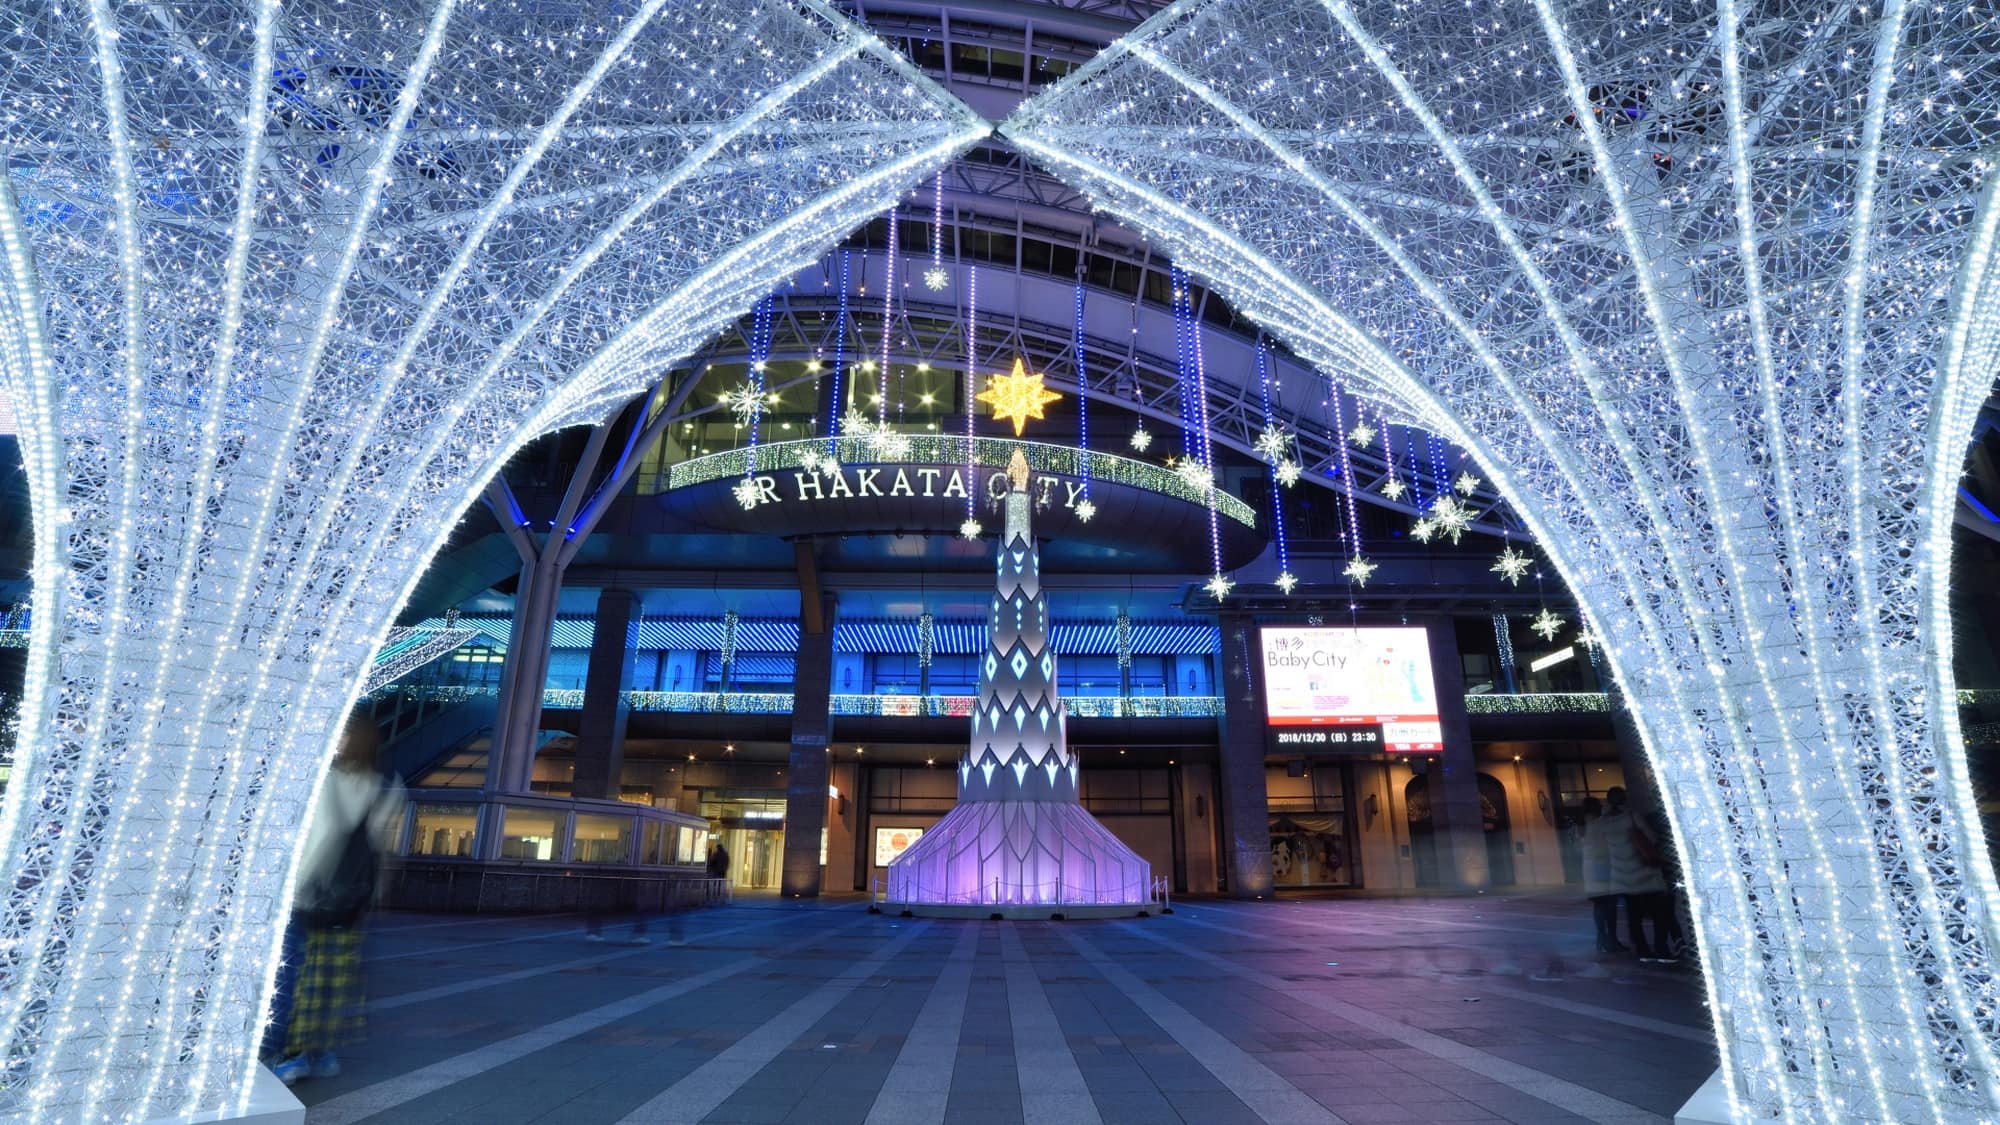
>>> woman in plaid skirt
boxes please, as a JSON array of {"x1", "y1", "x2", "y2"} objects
[{"x1": 272, "y1": 712, "x2": 405, "y2": 1086}]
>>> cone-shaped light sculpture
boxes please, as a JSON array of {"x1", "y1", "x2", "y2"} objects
[{"x1": 887, "y1": 450, "x2": 1153, "y2": 913}]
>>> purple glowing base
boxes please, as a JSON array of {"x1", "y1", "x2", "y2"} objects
[{"x1": 885, "y1": 800, "x2": 1154, "y2": 910}]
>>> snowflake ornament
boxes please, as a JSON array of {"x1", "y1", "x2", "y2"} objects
[
  {"x1": 1429, "y1": 495, "x2": 1473, "y2": 544},
  {"x1": 924, "y1": 266, "x2": 949, "y2": 291},
  {"x1": 1454, "y1": 471, "x2": 1482, "y2": 496},
  {"x1": 798, "y1": 449, "x2": 823, "y2": 475},
  {"x1": 1203, "y1": 573, "x2": 1236, "y2": 600},
  {"x1": 1380, "y1": 475, "x2": 1407, "y2": 502},
  {"x1": 1348, "y1": 420, "x2": 1376, "y2": 448},
  {"x1": 1275, "y1": 570, "x2": 1298, "y2": 594},
  {"x1": 1129, "y1": 426, "x2": 1153, "y2": 452},
  {"x1": 1076, "y1": 499, "x2": 1097, "y2": 523},
  {"x1": 732, "y1": 478, "x2": 763, "y2": 510},
  {"x1": 1253, "y1": 424, "x2": 1294, "y2": 462},
  {"x1": 1342, "y1": 555, "x2": 1378, "y2": 587},
  {"x1": 1530, "y1": 608, "x2": 1566, "y2": 643},
  {"x1": 1274, "y1": 459, "x2": 1301, "y2": 487},
  {"x1": 1410, "y1": 516, "x2": 1439, "y2": 543},
  {"x1": 959, "y1": 518, "x2": 982, "y2": 540},
  {"x1": 1490, "y1": 545, "x2": 1532, "y2": 586},
  {"x1": 723, "y1": 381, "x2": 766, "y2": 425},
  {"x1": 1175, "y1": 458, "x2": 1213, "y2": 492}
]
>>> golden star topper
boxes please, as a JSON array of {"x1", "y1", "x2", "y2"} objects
[{"x1": 978, "y1": 357, "x2": 1062, "y2": 436}]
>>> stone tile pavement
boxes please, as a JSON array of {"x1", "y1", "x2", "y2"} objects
[{"x1": 292, "y1": 894, "x2": 1716, "y2": 1124}]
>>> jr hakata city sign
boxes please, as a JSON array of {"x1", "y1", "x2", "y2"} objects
[{"x1": 1261, "y1": 626, "x2": 1444, "y2": 753}]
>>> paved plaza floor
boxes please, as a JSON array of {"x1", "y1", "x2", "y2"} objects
[{"x1": 294, "y1": 894, "x2": 1716, "y2": 1124}]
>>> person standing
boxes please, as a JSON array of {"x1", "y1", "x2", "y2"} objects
[
  {"x1": 706, "y1": 840, "x2": 731, "y2": 884},
  {"x1": 271, "y1": 711, "x2": 405, "y2": 1085},
  {"x1": 1599, "y1": 786, "x2": 1674, "y2": 963},
  {"x1": 1579, "y1": 796, "x2": 1626, "y2": 954}
]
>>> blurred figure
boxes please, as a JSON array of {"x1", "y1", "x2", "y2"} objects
[
  {"x1": 1580, "y1": 795, "x2": 1626, "y2": 954},
  {"x1": 271, "y1": 710, "x2": 405, "y2": 1085},
  {"x1": 706, "y1": 840, "x2": 731, "y2": 885},
  {"x1": 1599, "y1": 786, "x2": 1675, "y2": 963}
]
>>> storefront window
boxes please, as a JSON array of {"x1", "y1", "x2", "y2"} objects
[
  {"x1": 676, "y1": 825, "x2": 703, "y2": 865},
  {"x1": 500, "y1": 806, "x2": 560, "y2": 862},
  {"x1": 641, "y1": 820, "x2": 665, "y2": 865},
  {"x1": 572, "y1": 814, "x2": 634, "y2": 864},
  {"x1": 406, "y1": 803, "x2": 478, "y2": 858}
]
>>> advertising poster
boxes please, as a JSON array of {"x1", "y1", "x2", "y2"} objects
[
  {"x1": 1261, "y1": 626, "x2": 1443, "y2": 752},
  {"x1": 874, "y1": 826, "x2": 924, "y2": 867}
]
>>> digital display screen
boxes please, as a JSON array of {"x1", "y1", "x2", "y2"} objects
[
  {"x1": 875, "y1": 827, "x2": 924, "y2": 867},
  {"x1": 1260, "y1": 626, "x2": 1443, "y2": 752}
]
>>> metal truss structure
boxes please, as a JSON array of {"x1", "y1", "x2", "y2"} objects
[
  {"x1": 0, "y1": 1, "x2": 982, "y2": 1118},
  {"x1": 1006, "y1": 0, "x2": 2000, "y2": 1119}
]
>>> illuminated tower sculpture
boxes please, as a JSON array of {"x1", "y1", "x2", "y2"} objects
[{"x1": 887, "y1": 450, "x2": 1152, "y2": 913}]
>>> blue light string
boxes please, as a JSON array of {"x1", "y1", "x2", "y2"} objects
[
  {"x1": 1171, "y1": 267, "x2": 1196, "y2": 460},
  {"x1": 826, "y1": 251, "x2": 851, "y2": 457},
  {"x1": 879, "y1": 207, "x2": 898, "y2": 431},
  {"x1": 1073, "y1": 281, "x2": 1091, "y2": 499},
  {"x1": 1406, "y1": 425, "x2": 1426, "y2": 508},
  {"x1": 1185, "y1": 284, "x2": 1225, "y2": 582},
  {"x1": 1428, "y1": 434, "x2": 1448, "y2": 501},
  {"x1": 747, "y1": 295, "x2": 772, "y2": 474},
  {"x1": 1254, "y1": 342, "x2": 1291, "y2": 582}
]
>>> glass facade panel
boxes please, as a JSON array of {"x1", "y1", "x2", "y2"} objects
[
  {"x1": 406, "y1": 803, "x2": 478, "y2": 858},
  {"x1": 500, "y1": 806, "x2": 561, "y2": 862},
  {"x1": 573, "y1": 814, "x2": 635, "y2": 864},
  {"x1": 641, "y1": 820, "x2": 664, "y2": 866}
]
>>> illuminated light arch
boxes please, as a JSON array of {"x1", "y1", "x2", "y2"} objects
[
  {"x1": 1004, "y1": 0, "x2": 2000, "y2": 1119},
  {"x1": 0, "y1": 0, "x2": 984, "y2": 1118}
]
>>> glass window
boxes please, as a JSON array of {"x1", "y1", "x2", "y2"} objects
[
  {"x1": 572, "y1": 814, "x2": 634, "y2": 864},
  {"x1": 676, "y1": 825, "x2": 703, "y2": 865},
  {"x1": 500, "y1": 806, "x2": 560, "y2": 862},
  {"x1": 641, "y1": 820, "x2": 665, "y2": 866},
  {"x1": 406, "y1": 803, "x2": 478, "y2": 858}
]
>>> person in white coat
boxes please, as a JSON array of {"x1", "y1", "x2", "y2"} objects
[{"x1": 1580, "y1": 796, "x2": 1626, "y2": 953}]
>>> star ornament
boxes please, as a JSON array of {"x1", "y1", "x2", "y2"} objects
[
  {"x1": 1348, "y1": 420, "x2": 1377, "y2": 449},
  {"x1": 924, "y1": 266, "x2": 949, "y2": 291},
  {"x1": 1274, "y1": 459, "x2": 1302, "y2": 487},
  {"x1": 1410, "y1": 516, "x2": 1439, "y2": 543},
  {"x1": 959, "y1": 517, "x2": 982, "y2": 540},
  {"x1": 977, "y1": 357, "x2": 1062, "y2": 436},
  {"x1": 1204, "y1": 573, "x2": 1236, "y2": 600},
  {"x1": 1490, "y1": 545, "x2": 1532, "y2": 586},
  {"x1": 723, "y1": 381, "x2": 766, "y2": 425},
  {"x1": 732, "y1": 478, "x2": 763, "y2": 510},
  {"x1": 1530, "y1": 607, "x2": 1567, "y2": 643},
  {"x1": 1175, "y1": 458, "x2": 1213, "y2": 493},
  {"x1": 1075, "y1": 499, "x2": 1097, "y2": 523},
  {"x1": 1275, "y1": 570, "x2": 1299, "y2": 594},
  {"x1": 1454, "y1": 471, "x2": 1483, "y2": 497},
  {"x1": 1342, "y1": 555, "x2": 1378, "y2": 587},
  {"x1": 1380, "y1": 475, "x2": 1407, "y2": 502},
  {"x1": 1129, "y1": 426, "x2": 1153, "y2": 452},
  {"x1": 1430, "y1": 495, "x2": 1473, "y2": 544}
]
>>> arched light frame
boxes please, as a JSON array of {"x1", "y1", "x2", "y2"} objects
[
  {"x1": 1004, "y1": 0, "x2": 2000, "y2": 1120},
  {"x1": 0, "y1": 0, "x2": 986, "y2": 1119}
]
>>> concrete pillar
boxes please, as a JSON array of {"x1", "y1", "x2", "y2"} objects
[
  {"x1": 1425, "y1": 617, "x2": 1492, "y2": 890},
  {"x1": 572, "y1": 588, "x2": 639, "y2": 800},
  {"x1": 487, "y1": 557, "x2": 563, "y2": 794},
  {"x1": 1215, "y1": 615, "x2": 1275, "y2": 898},
  {"x1": 780, "y1": 599, "x2": 836, "y2": 896}
]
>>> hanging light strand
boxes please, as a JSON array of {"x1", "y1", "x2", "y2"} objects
[
  {"x1": 963, "y1": 265, "x2": 978, "y2": 526},
  {"x1": 1073, "y1": 281, "x2": 1092, "y2": 502},
  {"x1": 1254, "y1": 342, "x2": 1293, "y2": 590},
  {"x1": 826, "y1": 251, "x2": 852, "y2": 456},
  {"x1": 1327, "y1": 389, "x2": 1363, "y2": 551},
  {"x1": 1185, "y1": 279, "x2": 1227, "y2": 590},
  {"x1": 878, "y1": 207, "x2": 898, "y2": 433},
  {"x1": 745, "y1": 295, "x2": 773, "y2": 475}
]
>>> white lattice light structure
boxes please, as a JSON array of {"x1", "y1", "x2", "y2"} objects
[
  {"x1": 0, "y1": 1, "x2": 983, "y2": 1118},
  {"x1": 1005, "y1": 0, "x2": 2000, "y2": 1120}
]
